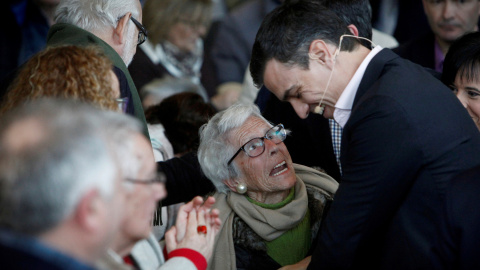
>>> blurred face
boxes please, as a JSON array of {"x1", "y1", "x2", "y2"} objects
[
  {"x1": 453, "y1": 75, "x2": 480, "y2": 130},
  {"x1": 98, "y1": 171, "x2": 126, "y2": 253},
  {"x1": 119, "y1": 134, "x2": 166, "y2": 244},
  {"x1": 167, "y1": 19, "x2": 207, "y2": 52},
  {"x1": 264, "y1": 58, "x2": 340, "y2": 120},
  {"x1": 422, "y1": 0, "x2": 480, "y2": 44},
  {"x1": 229, "y1": 117, "x2": 296, "y2": 203}
]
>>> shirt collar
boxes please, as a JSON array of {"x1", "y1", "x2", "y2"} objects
[{"x1": 333, "y1": 45, "x2": 383, "y2": 127}]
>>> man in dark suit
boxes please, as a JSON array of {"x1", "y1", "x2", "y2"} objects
[
  {"x1": 250, "y1": 0, "x2": 480, "y2": 269},
  {"x1": 393, "y1": 0, "x2": 480, "y2": 73}
]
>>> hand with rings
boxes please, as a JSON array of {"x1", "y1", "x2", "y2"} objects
[{"x1": 164, "y1": 196, "x2": 221, "y2": 261}]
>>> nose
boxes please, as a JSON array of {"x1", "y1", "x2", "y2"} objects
[
  {"x1": 265, "y1": 138, "x2": 279, "y2": 157},
  {"x1": 290, "y1": 100, "x2": 309, "y2": 119},
  {"x1": 442, "y1": 1, "x2": 456, "y2": 20}
]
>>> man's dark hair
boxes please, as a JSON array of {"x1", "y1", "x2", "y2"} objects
[
  {"x1": 441, "y1": 31, "x2": 480, "y2": 88},
  {"x1": 325, "y1": 0, "x2": 373, "y2": 48},
  {"x1": 250, "y1": 0, "x2": 359, "y2": 88}
]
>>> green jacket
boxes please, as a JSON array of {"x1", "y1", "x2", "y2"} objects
[{"x1": 47, "y1": 23, "x2": 149, "y2": 138}]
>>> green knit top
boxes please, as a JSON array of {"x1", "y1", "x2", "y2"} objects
[{"x1": 246, "y1": 188, "x2": 311, "y2": 266}]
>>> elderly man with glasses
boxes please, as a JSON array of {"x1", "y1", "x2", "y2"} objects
[
  {"x1": 197, "y1": 103, "x2": 338, "y2": 270},
  {"x1": 47, "y1": 0, "x2": 150, "y2": 138}
]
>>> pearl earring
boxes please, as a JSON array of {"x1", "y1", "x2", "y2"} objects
[{"x1": 236, "y1": 183, "x2": 247, "y2": 194}]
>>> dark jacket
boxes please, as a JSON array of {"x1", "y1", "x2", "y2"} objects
[
  {"x1": 308, "y1": 49, "x2": 480, "y2": 269},
  {"x1": 393, "y1": 32, "x2": 436, "y2": 71},
  {"x1": 431, "y1": 165, "x2": 480, "y2": 270}
]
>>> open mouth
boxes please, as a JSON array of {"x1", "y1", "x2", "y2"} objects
[{"x1": 270, "y1": 161, "x2": 288, "y2": 176}]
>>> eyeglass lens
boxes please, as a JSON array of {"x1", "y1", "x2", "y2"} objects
[{"x1": 244, "y1": 125, "x2": 286, "y2": 158}]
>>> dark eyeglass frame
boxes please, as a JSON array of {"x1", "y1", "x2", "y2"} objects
[
  {"x1": 130, "y1": 17, "x2": 148, "y2": 45},
  {"x1": 227, "y1": 124, "x2": 286, "y2": 166},
  {"x1": 125, "y1": 172, "x2": 165, "y2": 185}
]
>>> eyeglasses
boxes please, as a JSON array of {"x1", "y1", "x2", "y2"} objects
[
  {"x1": 130, "y1": 17, "x2": 148, "y2": 45},
  {"x1": 227, "y1": 124, "x2": 286, "y2": 166},
  {"x1": 125, "y1": 172, "x2": 165, "y2": 185}
]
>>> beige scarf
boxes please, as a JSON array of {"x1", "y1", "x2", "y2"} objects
[{"x1": 208, "y1": 163, "x2": 338, "y2": 270}]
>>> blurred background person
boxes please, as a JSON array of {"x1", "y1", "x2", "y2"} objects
[
  {"x1": 141, "y1": 76, "x2": 209, "y2": 109},
  {"x1": 129, "y1": 0, "x2": 212, "y2": 103},
  {"x1": 47, "y1": 0, "x2": 150, "y2": 137},
  {"x1": 144, "y1": 92, "x2": 216, "y2": 241},
  {"x1": 0, "y1": 0, "x2": 60, "y2": 81},
  {"x1": 442, "y1": 31, "x2": 480, "y2": 131},
  {"x1": 198, "y1": 103, "x2": 338, "y2": 269},
  {"x1": 394, "y1": 0, "x2": 480, "y2": 73},
  {"x1": 146, "y1": 92, "x2": 217, "y2": 160},
  {"x1": 0, "y1": 99, "x2": 125, "y2": 269},
  {"x1": 0, "y1": 45, "x2": 120, "y2": 115},
  {"x1": 93, "y1": 102, "x2": 220, "y2": 270}
]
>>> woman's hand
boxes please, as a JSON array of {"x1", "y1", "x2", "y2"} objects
[{"x1": 164, "y1": 196, "x2": 221, "y2": 260}]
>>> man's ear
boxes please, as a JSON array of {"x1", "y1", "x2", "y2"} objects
[
  {"x1": 73, "y1": 189, "x2": 102, "y2": 233},
  {"x1": 347, "y1": 24, "x2": 359, "y2": 37},
  {"x1": 113, "y1": 12, "x2": 132, "y2": 46},
  {"x1": 309, "y1": 39, "x2": 335, "y2": 66},
  {"x1": 223, "y1": 178, "x2": 239, "y2": 193}
]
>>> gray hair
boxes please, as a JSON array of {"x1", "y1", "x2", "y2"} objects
[
  {"x1": 197, "y1": 103, "x2": 271, "y2": 193},
  {"x1": 0, "y1": 99, "x2": 139, "y2": 235},
  {"x1": 55, "y1": 0, "x2": 140, "y2": 33}
]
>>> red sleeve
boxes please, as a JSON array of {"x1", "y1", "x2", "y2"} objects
[{"x1": 167, "y1": 248, "x2": 207, "y2": 270}]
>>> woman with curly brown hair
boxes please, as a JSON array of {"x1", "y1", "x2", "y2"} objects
[{"x1": 0, "y1": 45, "x2": 120, "y2": 114}]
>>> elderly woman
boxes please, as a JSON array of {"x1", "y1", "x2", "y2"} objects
[
  {"x1": 128, "y1": 0, "x2": 212, "y2": 100},
  {"x1": 197, "y1": 103, "x2": 338, "y2": 269},
  {"x1": 442, "y1": 31, "x2": 480, "y2": 131}
]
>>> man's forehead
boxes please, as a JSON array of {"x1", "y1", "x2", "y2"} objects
[{"x1": 264, "y1": 59, "x2": 294, "y2": 100}]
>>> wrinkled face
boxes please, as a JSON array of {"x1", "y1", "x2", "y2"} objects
[
  {"x1": 453, "y1": 75, "x2": 480, "y2": 130},
  {"x1": 422, "y1": 0, "x2": 480, "y2": 44},
  {"x1": 229, "y1": 117, "x2": 296, "y2": 198},
  {"x1": 167, "y1": 20, "x2": 207, "y2": 52},
  {"x1": 264, "y1": 58, "x2": 339, "y2": 119},
  {"x1": 120, "y1": 134, "x2": 166, "y2": 242}
]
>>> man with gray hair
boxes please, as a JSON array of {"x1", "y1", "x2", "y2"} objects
[
  {"x1": 0, "y1": 99, "x2": 128, "y2": 269},
  {"x1": 48, "y1": 0, "x2": 150, "y2": 137}
]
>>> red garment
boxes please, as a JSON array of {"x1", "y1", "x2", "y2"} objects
[{"x1": 167, "y1": 248, "x2": 207, "y2": 270}]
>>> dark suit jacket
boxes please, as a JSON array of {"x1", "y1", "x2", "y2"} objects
[
  {"x1": 393, "y1": 32, "x2": 436, "y2": 71},
  {"x1": 430, "y1": 165, "x2": 480, "y2": 270},
  {"x1": 308, "y1": 49, "x2": 480, "y2": 269}
]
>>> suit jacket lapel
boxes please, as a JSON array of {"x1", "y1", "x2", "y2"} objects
[{"x1": 352, "y1": 49, "x2": 399, "y2": 110}]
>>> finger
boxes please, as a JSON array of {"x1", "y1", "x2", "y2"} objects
[
  {"x1": 164, "y1": 226, "x2": 177, "y2": 254},
  {"x1": 201, "y1": 196, "x2": 216, "y2": 210},
  {"x1": 197, "y1": 209, "x2": 207, "y2": 236},
  {"x1": 185, "y1": 208, "x2": 198, "y2": 238},
  {"x1": 175, "y1": 201, "x2": 194, "y2": 242},
  {"x1": 191, "y1": 196, "x2": 204, "y2": 210}
]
